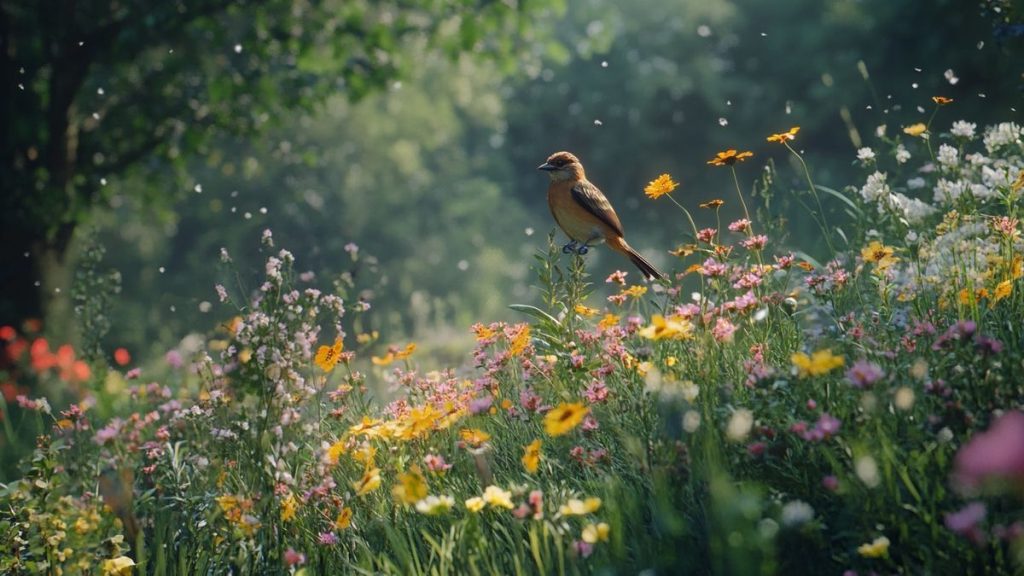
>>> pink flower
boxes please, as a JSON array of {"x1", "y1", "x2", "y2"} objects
[
  {"x1": 423, "y1": 454, "x2": 452, "y2": 474},
  {"x1": 697, "y1": 228, "x2": 717, "y2": 243},
  {"x1": 944, "y1": 502, "x2": 987, "y2": 544},
  {"x1": 584, "y1": 380, "x2": 609, "y2": 404},
  {"x1": 284, "y1": 548, "x2": 306, "y2": 566},
  {"x1": 528, "y1": 490, "x2": 544, "y2": 519},
  {"x1": 318, "y1": 532, "x2": 340, "y2": 546},
  {"x1": 573, "y1": 540, "x2": 594, "y2": 558},
  {"x1": 728, "y1": 219, "x2": 751, "y2": 233},
  {"x1": 711, "y1": 318, "x2": 736, "y2": 343},
  {"x1": 822, "y1": 475, "x2": 839, "y2": 492},
  {"x1": 846, "y1": 360, "x2": 884, "y2": 389},
  {"x1": 582, "y1": 415, "x2": 600, "y2": 431},
  {"x1": 701, "y1": 258, "x2": 727, "y2": 277},
  {"x1": 953, "y1": 411, "x2": 1024, "y2": 492},
  {"x1": 741, "y1": 235, "x2": 767, "y2": 250},
  {"x1": 606, "y1": 270, "x2": 628, "y2": 286}
]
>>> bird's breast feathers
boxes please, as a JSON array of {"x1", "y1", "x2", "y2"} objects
[{"x1": 548, "y1": 183, "x2": 610, "y2": 243}]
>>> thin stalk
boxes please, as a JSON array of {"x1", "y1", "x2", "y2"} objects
[{"x1": 784, "y1": 142, "x2": 837, "y2": 257}]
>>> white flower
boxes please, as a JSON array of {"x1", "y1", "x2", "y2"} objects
[
  {"x1": 781, "y1": 500, "x2": 815, "y2": 527},
  {"x1": 857, "y1": 147, "x2": 876, "y2": 163},
  {"x1": 965, "y1": 152, "x2": 991, "y2": 166},
  {"x1": 895, "y1": 144, "x2": 911, "y2": 164},
  {"x1": 937, "y1": 144, "x2": 959, "y2": 169},
  {"x1": 875, "y1": 124, "x2": 887, "y2": 138},
  {"x1": 888, "y1": 192, "x2": 937, "y2": 224},
  {"x1": 983, "y1": 122, "x2": 1022, "y2": 153},
  {"x1": 907, "y1": 177, "x2": 926, "y2": 190},
  {"x1": 859, "y1": 171, "x2": 890, "y2": 203},
  {"x1": 726, "y1": 409, "x2": 754, "y2": 441},
  {"x1": 950, "y1": 120, "x2": 976, "y2": 139},
  {"x1": 415, "y1": 495, "x2": 455, "y2": 515},
  {"x1": 932, "y1": 178, "x2": 970, "y2": 204}
]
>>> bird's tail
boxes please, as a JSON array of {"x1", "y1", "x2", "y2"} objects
[{"x1": 609, "y1": 237, "x2": 666, "y2": 281}]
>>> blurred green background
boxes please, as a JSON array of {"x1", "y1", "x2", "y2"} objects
[{"x1": 2, "y1": 0, "x2": 1023, "y2": 364}]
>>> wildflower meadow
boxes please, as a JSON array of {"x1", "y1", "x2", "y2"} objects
[{"x1": 3, "y1": 103, "x2": 1024, "y2": 576}]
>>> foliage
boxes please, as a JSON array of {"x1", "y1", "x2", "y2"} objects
[{"x1": 3, "y1": 114, "x2": 1024, "y2": 574}]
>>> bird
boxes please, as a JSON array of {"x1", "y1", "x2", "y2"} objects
[{"x1": 538, "y1": 151, "x2": 665, "y2": 281}]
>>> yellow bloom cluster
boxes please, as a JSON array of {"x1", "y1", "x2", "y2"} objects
[{"x1": 791, "y1": 349, "x2": 845, "y2": 378}]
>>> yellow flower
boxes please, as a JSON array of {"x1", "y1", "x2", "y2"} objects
[
  {"x1": 582, "y1": 522, "x2": 610, "y2": 543},
  {"x1": 415, "y1": 494, "x2": 455, "y2": 515},
  {"x1": 708, "y1": 149, "x2": 754, "y2": 166},
  {"x1": 670, "y1": 244, "x2": 698, "y2": 257},
  {"x1": 314, "y1": 337, "x2": 344, "y2": 372},
  {"x1": 767, "y1": 126, "x2": 800, "y2": 143},
  {"x1": 508, "y1": 325, "x2": 531, "y2": 356},
  {"x1": 459, "y1": 427, "x2": 491, "y2": 446},
  {"x1": 399, "y1": 404, "x2": 442, "y2": 440},
  {"x1": 326, "y1": 439, "x2": 347, "y2": 465},
  {"x1": 473, "y1": 323, "x2": 497, "y2": 341},
  {"x1": 597, "y1": 313, "x2": 620, "y2": 330},
  {"x1": 335, "y1": 507, "x2": 353, "y2": 530},
  {"x1": 482, "y1": 485, "x2": 515, "y2": 509},
  {"x1": 699, "y1": 199, "x2": 725, "y2": 209},
  {"x1": 280, "y1": 493, "x2": 298, "y2": 522},
  {"x1": 559, "y1": 497, "x2": 602, "y2": 516},
  {"x1": 465, "y1": 497, "x2": 485, "y2": 512},
  {"x1": 574, "y1": 304, "x2": 600, "y2": 317},
  {"x1": 351, "y1": 444, "x2": 377, "y2": 467},
  {"x1": 543, "y1": 402, "x2": 589, "y2": 437},
  {"x1": 903, "y1": 123, "x2": 927, "y2": 137},
  {"x1": 522, "y1": 439, "x2": 542, "y2": 474},
  {"x1": 372, "y1": 343, "x2": 416, "y2": 365},
  {"x1": 857, "y1": 535, "x2": 890, "y2": 558},
  {"x1": 638, "y1": 314, "x2": 693, "y2": 341},
  {"x1": 622, "y1": 285, "x2": 648, "y2": 299},
  {"x1": 644, "y1": 173, "x2": 679, "y2": 199},
  {"x1": 994, "y1": 279, "x2": 1013, "y2": 302},
  {"x1": 1012, "y1": 172, "x2": 1024, "y2": 194},
  {"x1": 791, "y1": 349, "x2": 845, "y2": 378},
  {"x1": 932, "y1": 96, "x2": 953, "y2": 105},
  {"x1": 102, "y1": 556, "x2": 136, "y2": 576},
  {"x1": 353, "y1": 467, "x2": 381, "y2": 496},
  {"x1": 860, "y1": 241, "x2": 899, "y2": 270},
  {"x1": 348, "y1": 416, "x2": 384, "y2": 438},
  {"x1": 356, "y1": 330, "x2": 379, "y2": 344},
  {"x1": 216, "y1": 494, "x2": 240, "y2": 514},
  {"x1": 392, "y1": 465, "x2": 429, "y2": 505}
]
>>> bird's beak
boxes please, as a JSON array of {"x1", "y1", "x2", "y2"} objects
[{"x1": 537, "y1": 162, "x2": 558, "y2": 171}]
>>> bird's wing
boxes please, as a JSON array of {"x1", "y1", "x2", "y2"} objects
[{"x1": 571, "y1": 180, "x2": 624, "y2": 237}]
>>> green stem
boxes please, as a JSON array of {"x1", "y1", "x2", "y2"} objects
[
  {"x1": 666, "y1": 194, "x2": 700, "y2": 241},
  {"x1": 784, "y1": 142, "x2": 836, "y2": 257}
]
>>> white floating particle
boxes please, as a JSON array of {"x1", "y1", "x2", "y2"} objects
[
  {"x1": 169, "y1": 305, "x2": 176, "y2": 312},
  {"x1": 978, "y1": 93, "x2": 986, "y2": 98},
  {"x1": 230, "y1": 190, "x2": 239, "y2": 198},
  {"x1": 600, "y1": 61, "x2": 608, "y2": 68},
  {"x1": 977, "y1": 41, "x2": 984, "y2": 50},
  {"x1": 230, "y1": 207, "x2": 236, "y2": 213},
  {"x1": 917, "y1": 106, "x2": 925, "y2": 113},
  {"x1": 194, "y1": 183, "x2": 202, "y2": 193},
  {"x1": 234, "y1": 44, "x2": 242, "y2": 53},
  {"x1": 865, "y1": 105, "x2": 872, "y2": 110},
  {"x1": 169, "y1": 49, "x2": 174, "y2": 54},
  {"x1": 593, "y1": 119, "x2": 603, "y2": 126},
  {"x1": 244, "y1": 212, "x2": 252, "y2": 219},
  {"x1": 914, "y1": 67, "x2": 922, "y2": 72},
  {"x1": 97, "y1": 87, "x2": 104, "y2": 95},
  {"x1": 457, "y1": 260, "x2": 469, "y2": 271},
  {"x1": 726, "y1": 100, "x2": 732, "y2": 106},
  {"x1": 524, "y1": 227, "x2": 534, "y2": 236},
  {"x1": 718, "y1": 117, "x2": 728, "y2": 126},
  {"x1": 54, "y1": 288, "x2": 61, "y2": 294},
  {"x1": 911, "y1": 82, "x2": 918, "y2": 89},
  {"x1": 785, "y1": 101, "x2": 792, "y2": 114},
  {"x1": 945, "y1": 69, "x2": 959, "y2": 85},
  {"x1": 198, "y1": 301, "x2": 212, "y2": 313},
  {"x1": 760, "y1": 32, "x2": 767, "y2": 37},
  {"x1": 92, "y1": 112, "x2": 100, "y2": 120},
  {"x1": 17, "y1": 83, "x2": 24, "y2": 90},
  {"x1": 23, "y1": 252, "x2": 29, "y2": 257},
  {"x1": 100, "y1": 178, "x2": 107, "y2": 186},
  {"x1": 259, "y1": 207, "x2": 267, "y2": 214},
  {"x1": 78, "y1": 41, "x2": 84, "y2": 46},
  {"x1": 34, "y1": 281, "x2": 40, "y2": 287},
  {"x1": 159, "y1": 266, "x2": 165, "y2": 274},
  {"x1": 697, "y1": 25, "x2": 712, "y2": 37}
]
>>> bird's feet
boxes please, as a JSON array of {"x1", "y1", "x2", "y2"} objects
[
  {"x1": 562, "y1": 240, "x2": 579, "y2": 254},
  {"x1": 576, "y1": 244, "x2": 590, "y2": 255}
]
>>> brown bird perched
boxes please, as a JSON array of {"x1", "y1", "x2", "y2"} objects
[{"x1": 538, "y1": 151, "x2": 665, "y2": 281}]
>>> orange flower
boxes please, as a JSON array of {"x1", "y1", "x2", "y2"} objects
[
  {"x1": 372, "y1": 343, "x2": 416, "y2": 366},
  {"x1": 903, "y1": 123, "x2": 927, "y2": 137},
  {"x1": 699, "y1": 199, "x2": 724, "y2": 209},
  {"x1": 315, "y1": 337, "x2": 344, "y2": 372},
  {"x1": 932, "y1": 96, "x2": 953, "y2": 106},
  {"x1": 767, "y1": 126, "x2": 800, "y2": 143},
  {"x1": 707, "y1": 149, "x2": 754, "y2": 167},
  {"x1": 669, "y1": 244, "x2": 698, "y2": 257},
  {"x1": 644, "y1": 174, "x2": 679, "y2": 199}
]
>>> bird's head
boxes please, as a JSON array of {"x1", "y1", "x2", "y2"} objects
[{"x1": 538, "y1": 151, "x2": 585, "y2": 181}]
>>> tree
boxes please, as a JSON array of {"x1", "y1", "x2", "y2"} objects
[{"x1": 0, "y1": 0, "x2": 541, "y2": 328}]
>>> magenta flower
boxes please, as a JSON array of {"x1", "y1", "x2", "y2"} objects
[
  {"x1": 728, "y1": 218, "x2": 751, "y2": 233},
  {"x1": 318, "y1": 532, "x2": 340, "y2": 546},
  {"x1": 712, "y1": 317, "x2": 737, "y2": 343},
  {"x1": 846, "y1": 360, "x2": 884, "y2": 389},
  {"x1": 953, "y1": 411, "x2": 1024, "y2": 492},
  {"x1": 697, "y1": 228, "x2": 717, "y2": 243},
  {"x1": 741, "y1": 235, "x2": 768, "y2": 250},
  {"x1": 944, "y1": 502, "x2": 987, "y2": 544},
  {"x1": 283, "y1": 548, "x2": 306, "y2": 566}
]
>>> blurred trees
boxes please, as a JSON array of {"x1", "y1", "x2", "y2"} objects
[{"x1": 0, "y1": 0, "x2": 544, "y2": 330}]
